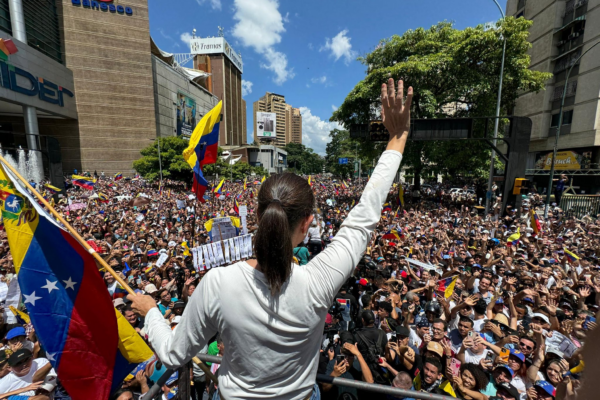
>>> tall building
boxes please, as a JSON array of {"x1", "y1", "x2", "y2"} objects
[
  {"x1": 253, "y1": 92, "x2": 301, "y2": 147},
  {"x1": 507, "y1": 0, "x2": 600, "y2": 191},
  {"x1": 192, "y1": 35, "x2": 245, "y2": 147},
  {"x1": 253, "y1": 92, "x2": 287, "y2": 147},
  {"x1": 285, "y1": 104, "x2": 302, "y2": 145}
]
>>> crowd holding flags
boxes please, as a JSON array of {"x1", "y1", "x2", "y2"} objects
[
  {"x1": 564, "y1": 248, "x2": 580, "y2": 262},
  {"x1": 182, "y1": 100, "x2": 222, "y2": 203},
  {"x1": 234, "y1": 198, "x2": 240, "y2": 215},
  {"x1": 114, "y1": 172, "x2": 123, "y2": 181},
  {"x1": 530, "y1": 209, "x2": 541, "y2": 235},
  {"x1": 71, "y1": 175, "x2": 96, "y2": 190},
  {"x1": 507, "y1": 228, "x2": 521, "y2": 246},
  {"x1": 44, "y1": 183, "x2": 61, "y2": 194},
  {"x1": 382, "y1": 203, "x2": 392, "y2": 213},
  {"x1": 214, "y1": 178, "x2": 225, "y2": 198},
  {"x1": 98, "y1": 192, "x2": 109, "y2": 203},
  {"x1": 0, "y1": 160, "x2": 153, "y2": 400},
  {"x1": 437, "y1": 275, "x2": 459, "y2": 299}
]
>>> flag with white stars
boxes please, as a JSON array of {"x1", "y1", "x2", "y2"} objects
[{"x1": 0, "y1": 161, "x2": 153, "y2": 400}]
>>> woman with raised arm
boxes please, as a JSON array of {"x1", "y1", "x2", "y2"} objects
[{"x1": 128, "y1": 78, "x2": 414, "y2": 400}]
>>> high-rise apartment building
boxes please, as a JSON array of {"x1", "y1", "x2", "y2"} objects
[
  {"x1": 507, "y1": 0, "x2": 600, "y2": 190},
  {"x1": 193, "y1": 36, "x2": 245, "y2": 146},
  {"x1": 285, "y1": 104, "x2": 302, "y2": 145},
  {"x1": 253, "y1": 92, "x2": 302, "y2": 147}
]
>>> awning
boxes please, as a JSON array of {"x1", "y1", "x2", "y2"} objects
[
  {"x1": 150, "y1": 36, "x2": 174, "y2": 65},
  {"x1": 555, "y1": 15, "x2": 586, "y2": 33}
]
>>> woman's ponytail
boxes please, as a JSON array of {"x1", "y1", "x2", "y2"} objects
[{"x1": 255, "y1": 174, "x2": 314, "y2": 295}]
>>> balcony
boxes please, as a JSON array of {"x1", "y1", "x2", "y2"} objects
[
  {"x1": 551, "y1": 80, "x2": 577, "y2": 110},
  {"x1": 553, "y1": 47, "x2": 582, "y2": 75}
]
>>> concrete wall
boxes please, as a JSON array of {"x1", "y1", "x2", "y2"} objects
[
  {"x1": 57, "y1": 0, "x2": 156, "y2": 175},
  {"x1": 151, "y1": 56, "x2": 218, "y2": 138}
]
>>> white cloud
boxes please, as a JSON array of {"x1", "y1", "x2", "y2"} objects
[
  {"x1": 196, "y1": 0, "x2": 221, "y2": 10},
  {"x1": 232, "y1": 0, "x2": 293, "y2": 84},
  {"x1": 283, "y1": 12, "x2": 290, "y2": 23},
  {"x1": 311, "y1": 76, "x2": 327, "y2": 84},
  {"x1": 241, "y1": 80, "x2": 253, "y2": 97},
  {"x1": 180, "y1": 32, "x2": 193, "y2": 46},
  {"x1": 320, "y1": 29, "x2": 357, "y2": 64},
  {"x1": 158, "y1": 28, "x2": 172, "y2": 40},
  {"x1": 331, "y1": 104, "x2": 338, "y2": 112},
  {"x1": 299, "y1": 106, "x2": 342, "y2": 155},
  {"x1": 261, "y1": 48, "x2": 294, "y2": 85}
]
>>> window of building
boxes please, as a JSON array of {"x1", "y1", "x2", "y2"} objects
[
  {"x1": 0, "y1": 0, "x2": 11, "y2": 35},
  {"x1": 23, "y1": 0, "x2": 63, "y2": 64},
  {"x1": 551, "y1": 110, "x2": 574, "y2": 127}
]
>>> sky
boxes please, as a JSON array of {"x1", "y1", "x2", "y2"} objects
[{"x1": 149, "y1": 0, "x2": 508, "y2": 155}]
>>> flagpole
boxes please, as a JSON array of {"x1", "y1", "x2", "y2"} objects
[{"x1": 0, "y1": 154, "x2": 136, "y2": 296}]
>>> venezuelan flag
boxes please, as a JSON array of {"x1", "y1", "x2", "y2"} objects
[
  {"x1": 382, "y1": 203, "x2": 392, "y2": 213},
  {"x1": 44, "y1": 184, "x2": 61, "y2": 194},
  {"x1": 181, "y1": 241, "x2": 191, "y2": 257},
  {"x1": 382, "y1": 229, "x2": 402, "y2": 240},
  {"x1": 114, "y1": 173, "x2": 123, "y2": 181},
  {"x1": 213, "y1": 178, "x2": 225, "y2": 197},
  {"x1": 531, "y1": 209, "x2": 541, "y2": 235},
  {"x1": 112, "y1": 284, "x2": 128, "y2": 299},
  {"x1": 243, "y1": 177, "x2": 247, "y2": 191},
  {"x1": 506, "y1": 228, "x2": 520, "y2": 246},
  {"x1": 564, "y1": 248, "x2": 579, "y2": 262},
  {"x1": 437, "y1": 275, "x2": 459, "y2": 299},
  {"x1": 183, "y1": 101, "x2": 222, "y2": 169},
  {"x1": 0, "y1": 161, "x2": 153, "y2": 400},
  {"x1": 9, "y1": 305, "x2": 30, "y2": 324},
  {"x1": 234, "y1": 198, "x2": 240, "y2": 216},
  {"x1": 147, "y1": 249, "x2": 158, "y2": 257},
  {"x1": 72, "y1": 175, "x2": 96, "y2": 190},
  {"x1": 98, "y1": 192, "x2": 109, "y2": 203}
]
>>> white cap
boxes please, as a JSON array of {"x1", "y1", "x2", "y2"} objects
[
  {"x1": 168, "y1": 241, "x2": 177, "y2": 247},
  {"x1": 144, "y1": 284, "x2": 159, "y2": 294},
  {"x1": 113, "y1": 298, "x2": 125, "y2": 307},
  {"x1": 532, "y1": 313, "x2": 550, "y2": 324},
  {"x1": 171, "y1": 316, "x2": 182, "y2": 325}
]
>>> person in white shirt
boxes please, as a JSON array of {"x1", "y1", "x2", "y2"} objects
[
  {"x1": 128, "y1": 78, "x2": 414, "y2": 400},
  {"x1": 0, "y1": 349, "x2": 56, "y2": 399}
]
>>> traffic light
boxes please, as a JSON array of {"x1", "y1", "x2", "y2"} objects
[{"x1": 512, "y1": 178, "x2": 529, "y2": 195}]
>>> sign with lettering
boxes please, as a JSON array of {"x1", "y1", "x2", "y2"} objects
[
  {"x1": 71, "y1": 0, "x2": 133, "y2": 15},
  {"x1": 535, "y1": 150, "x2": 582, "y2": 170},
  {"x1": 189, "y1": 37, "x2": 243, "y2": 73}
]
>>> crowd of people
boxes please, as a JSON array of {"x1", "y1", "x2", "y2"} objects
[{"x1": 0, "y1": 169, "x2": 597, "y2": 400}]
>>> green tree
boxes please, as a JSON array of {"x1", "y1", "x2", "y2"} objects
[
  {"x1": 324, "y1": 129, "x2": 383, "y2": 178},
  {"x1": 331, "y1": 18, "x2": 552, "y2": 186},
  {"x1": 134, "y1": 138, "x2": 267, "y2": 182},
  {"x1": 133, "y1": 136, "x2": 191, "y2": 181},
  {"x1": 284, "y1": 142, "x2": 325, "y2": 174}
]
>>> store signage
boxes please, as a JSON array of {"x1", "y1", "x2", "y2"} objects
[
  {"x1": 536, "y1": 150, "x2": 583, "y2": 170},
  {"x1": 0, "y1": 60, "x2": 74, "y2": 107},
  {"x1": 189, "y1": 37, "x2": 243, "y2": 73},
  {"x1": 71, "y1": 0, "x2": 133, "y2": 15}
]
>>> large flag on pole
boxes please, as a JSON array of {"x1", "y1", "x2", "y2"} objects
[
  {"x1": 182, "y1": 101, "x2": 222, "y2": 202},
  {"x1": 0, "y1": 161, "x2": 153, "y2": 399}
]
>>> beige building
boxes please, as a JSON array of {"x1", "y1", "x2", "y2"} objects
[
  {"x1": 285, "y1": 104, "x2": 302, "y2": 145},
  {"x1": 253, "y1": 92, "x2": 302, "y2": 147},
  {"x1": 507, "y1": 0, "x2": 600, "y2": 180}
]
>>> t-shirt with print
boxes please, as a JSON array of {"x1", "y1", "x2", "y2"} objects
[{"x1": 0, "y1": 358, "x2": 55, "y2": 396}]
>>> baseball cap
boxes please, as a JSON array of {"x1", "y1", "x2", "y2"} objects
[
  {"x1": 426, "y1": 341, "x2": 444, "y2": 357},
  {"x1": 522, "y1": 297, "x2": 535, "y2": 304},
  {"x1": 395, "y1": 326, "x2": 410, "y2": 337},
  {"x1": 495, "y1": 364, "x2": 515, "y2": 378},
  {"x1": 113, "y1": 298, "x2": 125, "y2": 308},
  {"x1": 509, "y1": 349, "x2": 525, "y2": 363},
  {"x1": 173, "y1": 300, "x2": 186, "y2": 310},
  {"x1": 8, "y1": 349, "x2": 32, "y2": 367},
  {"x1": 532, "y1": 313, "x2": 550, "y2": 324},
  {"x1": 0, "y1": 350, "x2": 8, "y2": 363},
  {"x1": 493, "y1": 313, "x2": 509, "y2": 326},
  {"x1": 358, "y1": 278, "x2": 369, "y2": 286},
  {"x1": 6, "y1": 327, "x2": 26, "y2": 340},
  {"x1": 546, "y1": 346, "x2": 564, "y2": 358},
  {"x1": 417, "y1": 319, "x2": 431, "y2": 328},
  {"x1": 144, "y1": 284, "x2": 158, "y2": 294},
  {"x1": 165, "y1": 371, "x2": 179, "y2": 385},
  {"x1": 535, "y1": 381, "x2": 556, "y2": 398},
  {"x1": 497, "y1": 382, "x2": 520, "y2": 400},
  {"x1": 170, "y1": 316, "x2": 182, "y2": 325}
]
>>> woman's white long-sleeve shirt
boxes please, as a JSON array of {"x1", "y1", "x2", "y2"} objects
[{"x1": 145, "y1": 150, "x2": 403, "y2": 400}]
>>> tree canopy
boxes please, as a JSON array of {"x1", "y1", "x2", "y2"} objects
[
  {"x1": 284, "y1": 142, "x2": 325, "y2": 174},
  {"x1": 133, "y1": 137, "x2": 267, "y2": 182},
  {"x1": 331, "y1": 18, "x2": 552, "y2": 183}
]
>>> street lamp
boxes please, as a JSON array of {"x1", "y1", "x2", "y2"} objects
[
  {"x1": 544, "y1": 40, "x2": 600, "y2": 218},
  {"x1": 151, "y1": 137, "x2": 163, "y2": 186},
  {"x1": 484, "y1": 0, "x2": 507, "y2": 215}
]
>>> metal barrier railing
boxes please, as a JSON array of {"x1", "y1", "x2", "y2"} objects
[
  {"x1": 142, "y1": 353, "x2": 453, "y2": 400},
  {"x1": 559, "y1": 194, "x2": 600, "y2": 218}
]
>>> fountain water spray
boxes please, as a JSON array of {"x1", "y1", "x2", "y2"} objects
[
  {"x1": 27, "y1": 150, "x2": 43, "y2": 183},
  {"x1": 17, "y1": 147, "x2": 30, "y2": 182}
]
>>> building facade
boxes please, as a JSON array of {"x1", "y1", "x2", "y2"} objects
[
  {"x1": 253, "y1": 92, "x2": 302, "y2": 147},
  {"x1": 285, "y1": 104, "x2": 302, "y2": 145},
  {"x1": 193, "y1": 37, "x2": 245, "y2": 147},
  {"x1": 507, "y1": 0, "x2": 600, "y2": 191}
]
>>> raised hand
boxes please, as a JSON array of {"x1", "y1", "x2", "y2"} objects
[{"x1": 381, "y1": 78, "x2": 413, "y2": 138}]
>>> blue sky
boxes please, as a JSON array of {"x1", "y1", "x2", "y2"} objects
[{"x1": 149, "y1": 0, "x2": 507, "y2": 155}]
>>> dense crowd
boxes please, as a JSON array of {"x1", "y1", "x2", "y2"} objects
[{"x1": 0, "y1": 167, "x2": 598, "y2": 400}]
